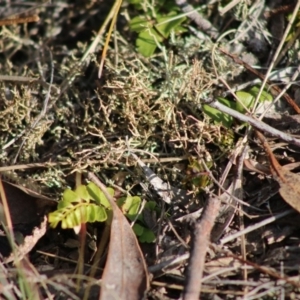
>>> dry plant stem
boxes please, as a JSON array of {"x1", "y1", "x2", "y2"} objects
[
  {"x1": 275, "y1": 24, "x2": 300, "y2": 66},
  {"x1": 0, "y1": 14, "x2": 39, "y2": 25},
  {"x1": 129, "y1": 151, "x2": 185, "y2": 204},
  {"x1": 37, "y1": 250, "x2": 100, "y2": 269},
  {"x1": 218, "y1": 138, "x2": 247, "y2": 186},
  {"x1": 201, "y1": 158, "x2": 257, "y2": 211},
  {"x1": 235, "y1": 146, "x2": 248, "y2": 295},
  {"x1": 255, "y1": 130, "x2": 285, "y2": 180},
  {"x1": 58, "y1": 1, "x2": 119, "y2": 97},
  {"x1": 76, "y1": 224, "x2": 86, "y2": 290},
  {"x1": 0, "y1": 75, "x2": 53, "y2": 90},
  {"x1": 260, "y1": 65, "x2": 300, "y2": 120},
  {"x1": 224, "y1": 252, "x2": 300, "y2": 289},
  {"x1": 98, "y1": 0, "x2": 122, "y2": 78},
  {"x1": 219, "y1": 0, "x2": 241, "y2": 16},
  {"x1": 4, "y1": 217, "x2": 48, "y2": 263},
  {"x1": 252, "y1": 0, "x2": 300, "y2": 109},
  {"x1": 201, "y1": 97, "x2": 300, "y2": 147},
  {"x1": 167, "y1": 218, "x2": 189, "y2": 249},
  {"x1": 220, "y1": 208, "x2": 294, "y2": 244},
  {"x1": 219, "y1": 48, "x2": 300, "y2": 114},
  {"x1": 13, "y1": 50, "x2": 54, "y2": 163},
  {"x1": 264, "y1": 4, "x2": 295, "y2": 18},
  {"x1": 0, "y1": 162, "x2": 64, "y2": 172},
  {"x1": 175, "y1": 0, "x2": 219, "y2": 40},
  {"x1": 272, "y1": 0, "x2": 300, "y2": 68},
  {"x1": 183, "y1": 196, "x2": 220, "y2": 300},
  {"x1": 0, "y1": 155, "x2": 184, "y2": 174},
  {"x1": 0, "y1": 179, "x2": 14, "y2": 236},
  {"x1": 148, "y1": 253, "x2": 189, "y2": 274},
  {"x1": 153, "y1": 281, "x2": 247, "y2": 296}
]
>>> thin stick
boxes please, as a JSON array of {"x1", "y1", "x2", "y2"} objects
[
  {"x1": 220, "y1": 209, "x2": 294, "y2": 244},
  {"x1": 183, "y1": 195, "x2": 220, "y2": 300},
  {"x1": 251, "y1": 0, "x2": 300, "y2": 111},
  {"x1": 175, "y1": 0, "x2": 218, "y2": 40},
  {"x1": 98, "y1": 0, "x2": 122, "y2": 78},
  {"x1": 219, "y1": 48, "x2": 300, "y2": 114},
  {"x1": 0, "y1": 15, "x2": 39, "y2": 26},
  {"x1": 201, "y1": 97, "x2": 300, "y2": 147},
  {"x1": 0, "y1": 179, "x2": 14, "y2": 236}
]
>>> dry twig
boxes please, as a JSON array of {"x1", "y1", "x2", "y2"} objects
[{"x1": 183, "y1": 195, "x2": 220, "y2": 300}]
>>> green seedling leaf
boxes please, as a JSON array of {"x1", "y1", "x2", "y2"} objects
[
  {"x1": 130, "y1": 12, "x2": 185, "y2": 57},
  {"x1": 93, "y1": 205, "x2": 108, "y2": 222},
  {"x1": 58, "y1": 189, "x2": 79, "y2": 209},
  {"x1": 124, "y1": 196, "x2": 141, "y2": 215},
  {"x1": 133, "y1": 223, "x2": 144, "y2": 236},
  {"x1": 235, "y1": 87, "x2": 272, "y2": 113},
  {"x1": 129, "y1": 16, "x2": 149, "y2": 33},
  {"x1": 60, "y1": 189, "x2": 80, "y2": 204},
  {"x1": 128, "y1": 0, "x2": 139, "y2": 2},
  {"x1": 248, "y1": 86, "x2": 273, "y2": 102},
  {"x1": 136, "y1": 29, "x2": 162, "y2": 57},
  {"x1": 202, "y1": 97, "x2": 236, "y2": 128},
  {"x1": 235, "y1": 91, "x2": 255, "y2": 113},
  {"x1": 49, "y1": 202, "x2": 107, "y2": 229},
  {"x1": 58, "y1": 185, "x2": 91, "y2": 210},
  {"x1": 86, "y1": 182, "x2": 114, "y2": 208},
  {"x1": 133, "y1": 222, "x2": 156, "y2": 243},
  {"x1": 85, "y1": 204, "x2": 108, "y2": 223},
  {"x1": 138, "y1": 227, "x2": 156, "y2": 243},
  {"x1": 117, "y1": 195, "x2": 141, "y2": 221},
  {"x1": 86, "y1": 204, "x2": 96, "y2": 222},
  {"x1": 145, "y1": 201, "x2": 157, "y2": 211},
  {"x1": 72, "y1": 205, "x2": 83, "y2": 225},
  {"x1": 74, "y1": 185, "x2": 90, "y2": 201},
  {"x1": 155, "y1": 13, "x2": 186, "y2": 38},
  {"x1": 48, "y1": 210, "x2": 64, "y2": 228}
]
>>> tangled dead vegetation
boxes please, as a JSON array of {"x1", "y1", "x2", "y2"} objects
[{"x1": 1, "y1": 1, "x2": 300, "y2": 299}]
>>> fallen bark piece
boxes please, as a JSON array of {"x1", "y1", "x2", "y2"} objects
[{"x1": 255, "y1": 130, "x2": 300, "y2": 213}]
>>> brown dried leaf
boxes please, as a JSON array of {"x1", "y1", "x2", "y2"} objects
[
  {"x1": 243, "y1": 158, "x2": 271, "y2": 175},
  {"x1": 100, "y1": 206, "x2": 149, "y2": 299},
  {"x1": 256, "y1": 131, "x2": 300, "y2": 213},
  {"x1": 0, "y1": 180, "x2": 56, "y2": 226},
  {"x1": 87, "y1": 173, "x2": 149, "y2": 300},
  {"x1": 4, "y1": 216, "x2": 48, "y2": 263}
]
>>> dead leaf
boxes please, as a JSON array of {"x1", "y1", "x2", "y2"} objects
[
  {"x1": 4, "y1": 216, "x2": 48, "y2": 263},
  {"x1": 0, "y1": 179, "x2": 56, "y2": 259},
  {"x1": 256, "y1": 131, "x2": 300, "y2": 213},
  {"x1": 87, "y1": 173, "x2": 149, "y2": 300},
  {"x1": 0, "y1": 180, "x2": 56, "y2": 226},
  {"x1": 243, "y1": 158, "x2": 271, "y2": 175}
]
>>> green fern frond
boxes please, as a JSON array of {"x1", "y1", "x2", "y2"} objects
[{"x1": 49, "y1": 184, "x2": 109, "y2": 229}]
